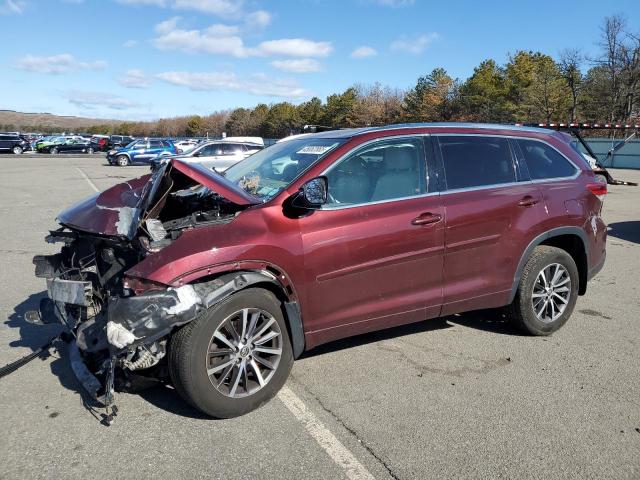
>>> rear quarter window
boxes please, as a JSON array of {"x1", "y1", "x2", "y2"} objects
[
  {"x1": 438, "y1": 135, "x2": 516, "y2": 190},
  {"x1": 517, "y1": 139, "x2": 577, "y2": 180}
]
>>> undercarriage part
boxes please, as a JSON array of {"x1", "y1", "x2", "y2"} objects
[
  {"x1": 122, "y1": 342, "x2": 166, "y2": 370},
  {"x1": 0, "y1": 334, "x2": 65, "y2": 379}
]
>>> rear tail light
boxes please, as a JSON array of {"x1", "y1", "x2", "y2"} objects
[{"x1": 587, "y1": 182, "x2": 607, "y2": 199}]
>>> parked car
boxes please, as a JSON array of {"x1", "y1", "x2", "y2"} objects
[
  {"x1": 32, "y1": 123, "x2": 607, "y2": 419},
  {"x1": 174, "y1": 139, "x2": 201, "y2": 153},
  {"x1": 158, "y1": 140, "x2": 264, "y2": 171},
  {"x1": 107, "y1": 138, "x2": 177, "y2": 166},
  {"x1": 39, "y1": 137, "x2": 96, "y2": 154},
  {"x1": 107, "y1": 135, "x2": 135, "y2": 149},
  {"x1": 89, "y1": 135, "x2": 109, "y2": 152},
  {"x1": 0, "y1": 133, "x2": 31, "y2": 154},
  {"x1": 35, "y1": 135, "x2": 84, "y2": 152}
]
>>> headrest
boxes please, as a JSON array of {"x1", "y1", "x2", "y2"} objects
[{"x1": 385, "y1": 147, "x2": 415, "y2": 170}]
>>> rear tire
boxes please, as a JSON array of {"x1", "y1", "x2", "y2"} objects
[
  {"x1": 169, "y1": 288, "x2": 293, "y2": 418},
  {"x1": 116, "y1": 155, "x2": 129, "y2": 166},
  {"x1": 87, "y1": 147, "x2": 94, "y2": 154},
  {"x1": 12, "y1": 146, "x2": 23, "y2": 155},
  {"x1": 506, "y1": 246, "x2": 579, "y2": 335}
]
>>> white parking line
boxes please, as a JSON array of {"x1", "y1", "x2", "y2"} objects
[
  {"x1": 278, "y1": 386, "x2": 375, "y2": 480},
  {"x1": 76, "y1": 167, "x2": 99, "y2": 193}
]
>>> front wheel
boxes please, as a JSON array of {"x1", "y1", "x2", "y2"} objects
[
  {"x1": 116, "y1": 155, "x2": 129, "y2": 166},
  {"x1": 506, "y1": 246, "x2": 579, "y2": 335},
  {"x1": 50, "y1": 147, "x2": 59, "y2": 155},
  {"x1": 87, "y1": 147, "x2": 94, "y2": 154},
  {"x1": 169, "y1": 288, "x2": 293, "y2": 418}
]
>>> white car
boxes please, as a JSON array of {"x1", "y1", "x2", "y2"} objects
[
  {"x1": 174, "y1": 139, "x2": 200, "y2": 153},
  {"x1": 169, "y1": 140, "x2": 264, "y2": 172}
]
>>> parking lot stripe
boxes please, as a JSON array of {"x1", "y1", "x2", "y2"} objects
[
  {"x1": 75, "y1": 167, "x2": 99, "y2": 192},
  {"x1": 278, "y1": 386, "x2": 375, "y2": 480}
]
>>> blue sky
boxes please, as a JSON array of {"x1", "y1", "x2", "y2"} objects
[{"x1": 1, "y1": 0, "x2": 638, "y2": 120}]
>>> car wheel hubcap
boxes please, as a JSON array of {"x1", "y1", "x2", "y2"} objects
[
  {"x1": 532, "y1": 263, "x2": 571, "y2": 323},
  {"x1": 206, "y1": 307, "x2": 282, "y2": 398}
]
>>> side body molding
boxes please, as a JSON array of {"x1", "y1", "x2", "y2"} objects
[{"x1": 508, "y1": 226, "x2": 588, "y2": 303}]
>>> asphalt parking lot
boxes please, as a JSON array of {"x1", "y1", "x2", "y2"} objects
[{"x1": 0, "y1": 155, "x2": 639, "y2": 480}]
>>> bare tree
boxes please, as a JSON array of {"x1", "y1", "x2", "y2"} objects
[{"x1": 559, "y1": 49, "x2": 583, "y2": 122}]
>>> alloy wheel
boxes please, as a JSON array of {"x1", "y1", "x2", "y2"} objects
[
  {"x1": 206, "y1": 308, "x2": 282, "y2": 398},
  {"x1": 531, "y1": 263, "x2": 571, "y2": 323}
]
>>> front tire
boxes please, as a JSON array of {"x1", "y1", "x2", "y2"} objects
[
  {"x1": 87, "y1": 147, "x2": 94, "y2": 154},
  {"x1": 506, "y1": 246, "x2": 579, "y2": 335},
  {"x1": 116, "y1": 154, "x2": 129, "y2": 166},
  {"x1": 50, "y1": 147, "x2": 59, "y2": 155},
  {"x1": 169, "y1": 288, "x2": 293, "y2": 418}
]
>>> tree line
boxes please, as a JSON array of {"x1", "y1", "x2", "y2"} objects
[{"x1": 5, "y1": 15, "x2": 639, "y2": 138}]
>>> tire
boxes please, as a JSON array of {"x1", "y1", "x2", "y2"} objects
[
  {"x1": 50, "y1": 147, "x2": 59, "y2": 155},
  {"x1": 506, "y1": 246, "x2": 579, "y2": 335},
  {"x1": 116, "y1": 155, "x2": 129, "y2": 166},
  {"x1": 87, "y1": 147, "x2": 94, "y2": 155},
  {"x1": 12, "y1": 146, "x2": 23, "y2": 155},
  {"x1": 169, "y1": 288, "x2": 293, "y2": 418}
]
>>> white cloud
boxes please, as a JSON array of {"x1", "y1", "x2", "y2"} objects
[
  {"x1": 390, "y1": 32, "x2": 439, "y2": 54},
  {"x1": 373, "y1": 0, "x2": 415, "y2": 6},
  {"x1": 154, "y1": 23, "x2": 247, "y2": 57},
  {"x1": 256, "y1": 39, "x2": 333, "y2": 58},
  {"x1": 120, "y1": 69, "x2": 152, "y2": 88},
  {"x1": 0, "y1": 0, "x2": 26, "y2": 15},
  {"x1": 245, "y1": 9, "x2": 271, "y2": 29},
  {"x1": 153, "y1": 18, "x2": 332, "y2": 59},
  {"x1": 351, "y1": 46, "x2": 377, "y2": 58},
  {"x1": 270, "y1": 59, "x2": 321, "y2": 73},
  {"x1": 172, "y1": 0, "x2": 242, "y2": 17},
  {"x1": 122, "y1": 39, "x2": 138, "y2": 48},
  {"x1": 156, "y1": 71, "x2": 311, "y2": 98},
  {"x1": 17, "y1": 54, "x2": 107, "y2": 74},
  {"x1": 67, "y1": 91, "x2": 142, "y2": 110}
]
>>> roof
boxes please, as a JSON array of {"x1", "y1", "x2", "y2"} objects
[{"x1": 307, "y1": 122, "x2": 555, "y2": 139}]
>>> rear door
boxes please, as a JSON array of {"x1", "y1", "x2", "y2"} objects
[
  {"x1": 299, "y1": 135, "x2": 444, "y2": 344},
  {"x1": 435, "y1": 134, "x2": 544, "y2": 315}
]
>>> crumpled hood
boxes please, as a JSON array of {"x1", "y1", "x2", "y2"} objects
[
  {"x1": 57, "y1": 175, "x2": 150, "y2": 238},
  {"x1": 56, "y1": 159, "x2": 259, "y2": 239}
]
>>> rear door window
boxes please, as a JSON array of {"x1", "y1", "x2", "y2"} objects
[
  {"x1": 516, "y1": 139, "x2": 578, "y2": 180},
  {"x1": 437, "y1": 135, "x2": 516, "y2": 190}
]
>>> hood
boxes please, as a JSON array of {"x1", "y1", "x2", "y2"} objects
[
  {"x1": 57, "y1": 175, "x2": 150, "y2": 238},
  {"x1": 56, "y1": 159, "x2": 259, "y2": 239},
  {"x1": 171, "y1": 159, "x2": 260, "y2": 206}
]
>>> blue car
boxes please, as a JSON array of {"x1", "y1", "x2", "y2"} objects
[{"x1": 107, "y1": 138, "x2": 177, "y2": 166}]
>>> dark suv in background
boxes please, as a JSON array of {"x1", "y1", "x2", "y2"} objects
[
  {"x1": 108, "y1": 135, "x2": 135, "y2": 149},
  {"x1": 33, "y1": 123, "x2": 606, "y2": 419},
  {"x1": 0, "y1": 133, "x2": 31, "y2": 154}
]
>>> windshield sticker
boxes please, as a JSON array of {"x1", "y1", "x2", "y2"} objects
[{"x1": 296, "y1": 145, "x2": 333, "y2": 155}]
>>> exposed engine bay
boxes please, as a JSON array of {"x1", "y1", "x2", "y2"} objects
[{"x1": 30, "y1": 162, "x2": 253, "y2": 416}]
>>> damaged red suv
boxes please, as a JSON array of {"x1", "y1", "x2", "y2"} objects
[{"x1": 33, "y1": 123, "x2": 607, "y2": 418}]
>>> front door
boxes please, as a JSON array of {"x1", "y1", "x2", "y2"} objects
[{"x1": 299, "y1": 136, "x2": 444, "y2": 346}]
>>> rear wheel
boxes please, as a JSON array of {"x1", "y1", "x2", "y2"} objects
[
  {"x1": 116, "y1": 155, "x2": 129, "y2": 166},
  {"x1": 87, "y1": 147, "x2": 94, "y2": 154},
  {"x1": 12, "y1": 146, "x2": 23, "y2": 155},
  {"x1": 506, "y1": 246, "x2": 579, "y2": 335},
  {"x1": 169, "y1": 288, "x2": 293, "y2": 418}
]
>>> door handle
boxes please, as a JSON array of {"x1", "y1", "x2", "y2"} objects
[
  {"x1": 518, "y1": 196, "x2": 540, "y2": 207},
  {"x1": 411, "y1": 213, "x2": 442, "y2": 226}
]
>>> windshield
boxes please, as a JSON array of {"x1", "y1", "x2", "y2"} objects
[
  {"x1": 224, "y1": 137, "x2": 345, "y2": 201},
  {"x1": 124, "y1": 140, "x2": 138, "y2": 148}
]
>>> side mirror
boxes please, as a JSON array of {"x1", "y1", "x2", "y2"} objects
[{"x1": 293, "y1": 176, "x2": 328, "y2": 209}]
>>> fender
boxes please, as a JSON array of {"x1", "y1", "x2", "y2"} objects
[
  {"x1": 508, "y1": 226, "x2": 588, "y2": 303},
  {"x1": 193, "y1": 269, "x2": 305, "y2": 359}
]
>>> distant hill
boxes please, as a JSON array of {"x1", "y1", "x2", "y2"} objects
[{"x1": 0, "y1": 110, "x2": 122, "y2": 133}]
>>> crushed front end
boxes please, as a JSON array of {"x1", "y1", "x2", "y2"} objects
[{"x1": 31, "y1": 161, "x2": 256, "y2": 407}]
